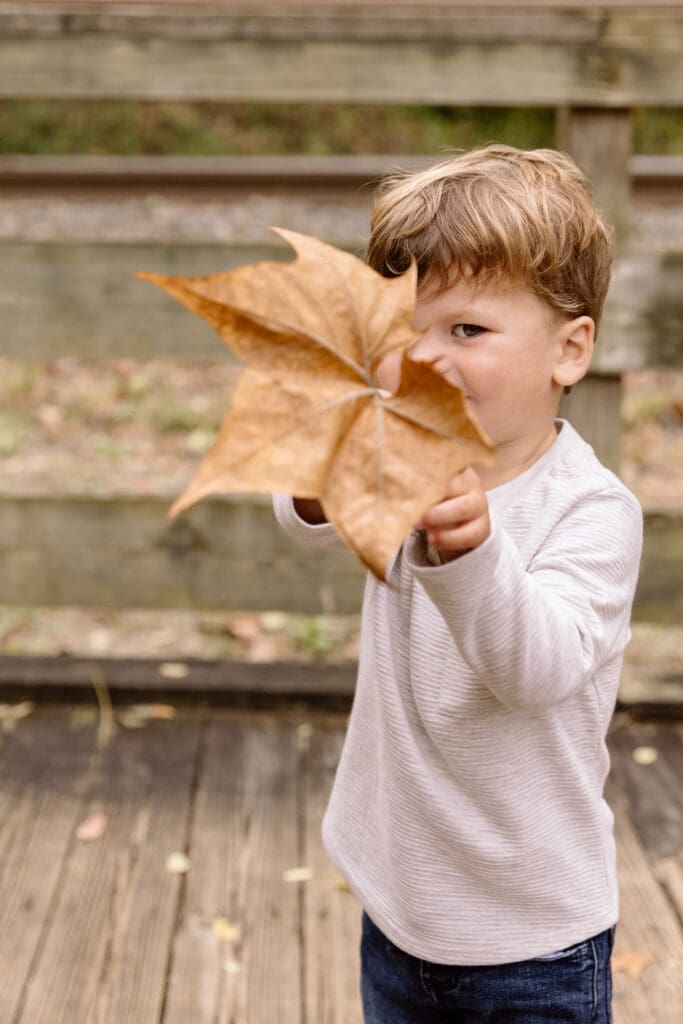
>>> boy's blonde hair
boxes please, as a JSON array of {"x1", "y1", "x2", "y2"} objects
[{"x1": 367, "y1": 144, "x2": 614, "y2": 333}]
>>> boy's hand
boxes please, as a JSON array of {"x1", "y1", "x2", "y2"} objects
[{"x1": 414, "y1": 467, "x2": 490, "y2": 562}]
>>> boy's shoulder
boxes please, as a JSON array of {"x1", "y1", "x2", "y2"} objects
[
  {"x1": 499, "y1": 420, "x2": 642, "y2": 532},
  {"x1": 546, "y1": 420, "x2": 641, "y2": 512}
]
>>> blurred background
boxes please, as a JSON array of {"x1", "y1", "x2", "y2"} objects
[{"x1": 1, "y1": 94, "x2": 682, "y2": 671}]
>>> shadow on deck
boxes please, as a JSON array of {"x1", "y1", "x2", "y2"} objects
[{"x1": 0, "y1": 702, "x2": 681, "y2": 1023}]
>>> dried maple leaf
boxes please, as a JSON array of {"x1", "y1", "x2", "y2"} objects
[
  {"x1": 612, "y1": 949, "x2": 652, "y2": 980},
  {"x1": 136, "y1": 228, "x2": 495, "y2": 579}
]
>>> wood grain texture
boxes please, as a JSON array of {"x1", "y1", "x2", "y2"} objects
[
  {"x1": 0, "y1": 492, "x2": 366, "y2": 613},
  {"x1": 1, "y1": 241, "x2": 680, "y2": 371},
  {"x1": 0, "y1": 707, "x2": 680, "y2": 1023},
  {"x1": 7, "y1": 707, "x2": 200, "y2": 1024},
  {"x1": 0, "y1": 709, "x2": 95, "y2": 1022},
  {"x1": 1, "y1": 6, "x2": 682, "y2": 103},
  {"x1": 300, "y1": 721, "x2": 362, "y2": 1023},
  {"x1": 605, "y1": 726, "x2": 683, "y2": 1023},
  {"x1": 163, "y1": 715, "x2": 302, "y2": 1023},
  {"x1": 0, "y1": 493, "x2": 679, "y2": 619},
  {"x1": 556, "y1": 106, "x2": 633, "y2": 243}
]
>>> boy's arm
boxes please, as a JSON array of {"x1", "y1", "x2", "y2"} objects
[
  {"x1": 404, "y1": 483, "x2": 643, "y2": 711},
  {"x1": 272, "y1": 493, "x2": 345, "y2": 549}
]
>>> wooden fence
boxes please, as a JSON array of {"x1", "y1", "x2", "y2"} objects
[{"x1": 1, "y1": 0, "x2": 682, "y2": 621}]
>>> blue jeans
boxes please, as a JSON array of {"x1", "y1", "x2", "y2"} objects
[{"x1": 360, "y1": 911, "x2": 615, "y2": 1024}]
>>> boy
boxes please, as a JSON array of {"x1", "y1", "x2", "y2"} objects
[{"x1": 273, "y1": 145, "x2": 642, "y2": 1023}]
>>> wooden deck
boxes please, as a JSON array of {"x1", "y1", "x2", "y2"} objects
[{"x1": 0, "y1": 701, "x2": 681, "y2": 1023}]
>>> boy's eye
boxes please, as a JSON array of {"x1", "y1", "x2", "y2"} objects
[{"x1": 451, "y1": 323, "x2": 484, "y2": 339}]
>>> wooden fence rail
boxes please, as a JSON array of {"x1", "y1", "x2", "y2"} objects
[
  {"x1": 0, "y1": 494, "x2": 680, "y2": 622},
  {"x1": 0, "y1": 1, "x2": 682, "y2": 619},
  {"x1": 2, "y1": 3, "x2": 683, "y2": 106}
]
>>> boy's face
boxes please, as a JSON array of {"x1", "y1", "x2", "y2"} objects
[{"x1": 380, "y1": 273, "x2": 582, "y2": 448}]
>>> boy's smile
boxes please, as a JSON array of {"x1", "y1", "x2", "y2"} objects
[{"x1": 378, "y1": 274, "x2": 594, "y2": 488}]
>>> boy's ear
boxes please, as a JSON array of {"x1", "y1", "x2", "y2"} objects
[{"x1": 552, "y1": 316, "x2": 595, "y2": 390}]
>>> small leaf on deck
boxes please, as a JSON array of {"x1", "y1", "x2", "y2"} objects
[
  {"x1": 75, "y1": 811, "x2": 107, "y2": 842},
  {"x1": 118, "y1": 703, "x2": 177, "y2": 728},
  {"x1": 296, "y1": 723, "x2": 314, "y2": 751},
  {"x1": 213, "y1": 917, "x2": 240, "y2": 943},
  {"x1": 283, "y1": 866, "x2": 314, "y2": 883},
  {"x1": 612, "y1": 949, "x2": 653, "y2": 979},
  {"x1": 632, "y1": 745, "x2": 658, "y2": 765},
  {"x1": 158, "y1": 662, "x2": 189, "y2": 680},
  {"x1": 166, "y1": 851, "x2": 191, "y2": 874},
  {"x1": 0, "y1": 701, "x2": 34, "y2": 732}
]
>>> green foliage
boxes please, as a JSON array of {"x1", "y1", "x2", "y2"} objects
[
  {"x1": 633, "y1": 108, "x2": 683, "y2": 156},
  {"x1": 1, "y1": 101, "x2": 681, "y2": 157},
  {"x1": 2, "y1": 100, "x2": 681, "y2": 157},
  {"x1": 0, "y1": 101, "x2": 551, "y2": 156},
  {"x1": 291, "y1": 616, "x2": 336, "y2": 658},
  {"x1": 0, "y1": 412, "x2": 28, "y2": 455},
  {"x1": 149, "y1": 396, "x2": 216, "y2": 434}
]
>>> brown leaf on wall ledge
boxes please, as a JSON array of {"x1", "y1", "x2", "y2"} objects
[{"x1": 136, "y1": 227, "x2": 495, "y2": 579}]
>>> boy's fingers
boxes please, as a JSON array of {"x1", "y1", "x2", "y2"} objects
[
  {"x1": 421, "y1": 492, "x2": 485, "y2": 528},
  {"x1": 427, "y1": 518, "x2": 490, "y2": 553},
  {"x1": 444, "y1": 465, "x2": 482, "y2": 497}
]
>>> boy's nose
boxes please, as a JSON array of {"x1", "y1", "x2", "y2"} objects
[{"x1": 408, "y1": 327, "x2": 442, "y2": 361}]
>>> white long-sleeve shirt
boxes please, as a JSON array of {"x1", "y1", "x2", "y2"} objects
[{"x1": 273, "y1": 419, "x2": 643, "y2": 964}]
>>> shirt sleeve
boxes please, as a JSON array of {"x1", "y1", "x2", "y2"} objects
[
  {"x1": 272, "y1": 493, "x2": 347, "y2": 549},
  {"x1": 403, "y1": 486, "x2": 643, "y2": 710}
]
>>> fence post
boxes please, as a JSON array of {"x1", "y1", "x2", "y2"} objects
[{"x1": 556, "y1": 107, "x2": 632, "y2": 470}]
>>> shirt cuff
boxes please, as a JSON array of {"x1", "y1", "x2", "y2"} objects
[{"x1": 272, "y1": 493, "x2": 344, "y2": 549}]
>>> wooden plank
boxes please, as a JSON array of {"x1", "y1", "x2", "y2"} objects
[
  {"x1": 608, "y1": 724, "x2": 682, "y2": 862},
  {"x1": 0, "y1": 707, "x2": 95, "y2": 1023},
  {"x1": 0, "y1": 240, "x2": 681, "y2": 369},
  {"x1": 0, "y1": 493, "x2": 365, "y2": 614},
  {"x1": 559, "y1": 373, "x2": 622, "y2": 471},
  {"x1": 617, "y1": 673, "x2": 683, "y2": 716},
  {"x1": 0, "y1": 240, "x2": 286, "y2": 363},
  {"x1": 636, "y1": 512, "x2": 683, "y2": 625},
  {"x1": 2, "y1": 152, "x2": 681, "y2": 194},
  {"x1": 556, "y1": 106, "x2": 632, "y2": 242},
  {"x1": 0, "y1": 654, "x2": 357, "y2": 700},
  {"x1": 11, "y1": 707, "x2": 201, "y2": 1024},
  {"x1": 604, "y1": 787, "x2": 683, "y2": 1024},
  {"x1": 301, "y1": 718, "x2": 363, "y2": 1023},
  {"x1": 653, "y1": 855, "x2": 683, "y2": 925},
  {"x1": 163, "y1": 713, "x2": 302, "y2": 1023},
  {"x1": 2, "y1": 6, "x2": 683, "y2": 105},
  {"x1": 20, "y1": 2, "x2": 682, "y2": 9},
  {"x1": 0, "y1": 494, "x2": 679, "y2": 618}
]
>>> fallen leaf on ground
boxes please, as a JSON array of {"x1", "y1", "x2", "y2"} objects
[
  {"x1": 166, "y1": 851, "x2": 191, "y2": 874},
  {"x1": 158, "y1": 662, "x2": 189, "y2": 680},
  {"x1": 0, "y1": 701, "x2": 34, "y2": 732},
  {"x1": 632, "y1": 745, "x2": 658, "y2": 765},
  {"x1": 283, "y1": 866, "x2": 314, "y2": 882},
  {"x1": 246, "y1": 633, "x2": 289, "y2": 662},
  {"x1": 213, "y1": 917, "x2": 240, "y2": 943},
  {"x1": 260, "y1": 611, "x2": 288, "y2": 632},
  {"x1": 612, "y1": 949, "x2": 652, "y2": 979},
  {"x1": 137, "y1": 228, "x2": 494, "y2": 579},
  {"x1": 227, "y1": 614, "x2": 262, "y2": 642},
  {"x1": 118, "y1": 703, "x2": 176, "y2": 729},
  {"x1": 296, "y1": 722, "x2": 314, "y2": 752},
  {"x1": 75, "y1": 811, "x2": 107, "y2": 842}
]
